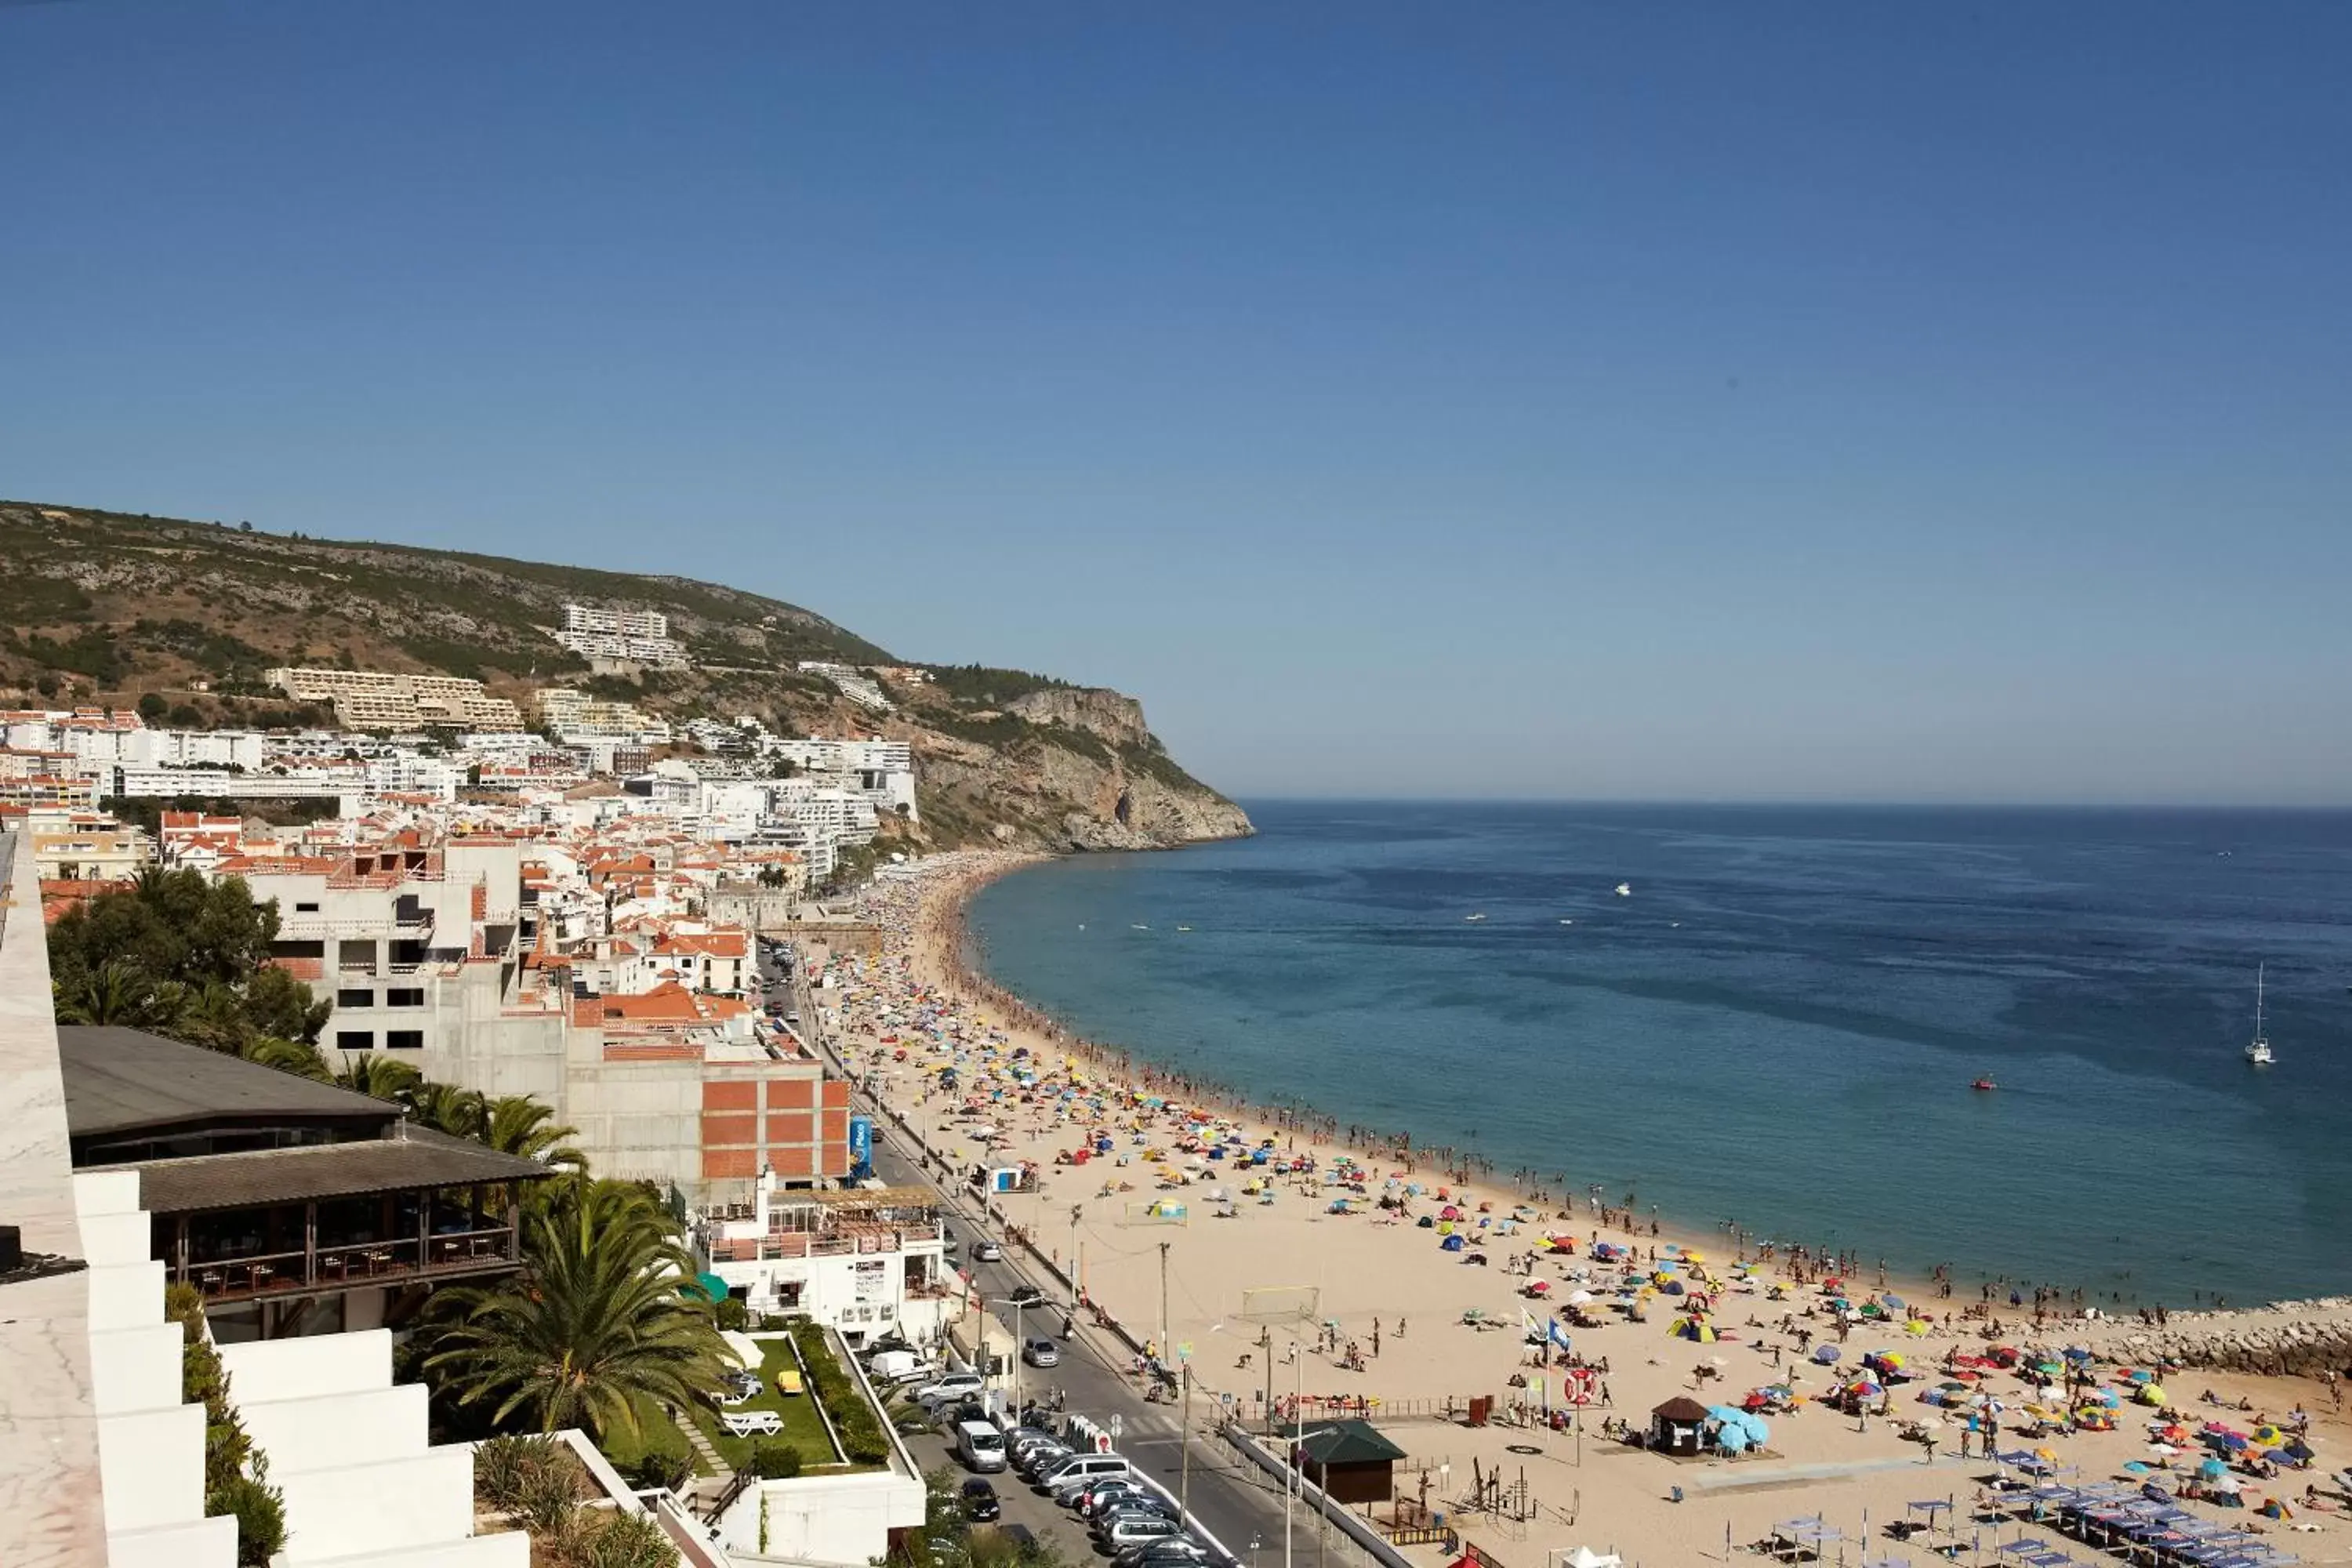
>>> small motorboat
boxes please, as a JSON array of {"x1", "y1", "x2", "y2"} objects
[
  {"x1": 1614, "y1": 882, "x2": 1633, "y2": 897},
  {"x1": 1464, "y1": 913, "x2": 1487, "y2": 923},
  {"x1": 1970, "y1": 1077, "x2": 1998, "y2": 1092}
]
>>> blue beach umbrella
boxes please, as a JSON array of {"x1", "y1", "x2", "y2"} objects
[{"x1": 1813, "y1": 1345, "x2": 1842, "y2": 1365}]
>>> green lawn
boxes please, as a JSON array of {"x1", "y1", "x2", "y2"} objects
[
  {"x1": 597, "y1": 1391, "x2": 699, "y2": 1477},
  {"x1": 695, "y1": 1339, "x2": 847, "y2": 1472}
]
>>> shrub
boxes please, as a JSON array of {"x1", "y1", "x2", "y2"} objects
[
  {"x1": 714, "y1": 1296, "x2": 750, "y2": 1330},
  {"x1": 472, "y1": 1434, "x2": 587, "y2": 1534},
  {"x1": 788, "y1": 1321, "x2": 887, "y2": 1464},
  {"x1": 210, "y1": 1469, "x2": 287, "y2": 1568},
  {"x1": 625, "y1": 1450, "x2": 694, "y2": 1494},
  {"x1": 748, "y1": 1439, "x2": 804, "y2": 1479},
  {"x1": 578, "y1": 1511, "x2": 681, "y2": 1568}
]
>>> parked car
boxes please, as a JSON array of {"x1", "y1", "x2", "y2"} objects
[
  {"x1": 1118, "y1": 1538, "x2": 1235, "y2": 1568},
  {"x1": 910, "y1": 1373, "x2": 985, "y2": 1408},
  {"x1": 1040, "y1": 1454, "x2": 1132, "y2": 1499},
  {"x1": 1049, "y1": 1462, "x2": 1134, "y2": 1506},
  {"x1": 1099, "y1": 1514, "x2": 1186, "y2": 1552},
  {"x1": 1021, "y1": 1336, "x2": 1059, "y2": 1368},
  {"x1": 1080, "y1": 1479, "x2": 1157, "y2": 1519},
  {"x1": 973, "y1": 1240, "x2": 1004, "y2": 1262},
  {"x1": 1091, "y1": 1497, "x2": 1177, "y2": 1532},
  {"x1": 960, "y1": 1478, "x2": 1001, "y2": 1523},
  {"x1": 1011, "y1": 1438, "x2": 1073, "y2": 1478}
]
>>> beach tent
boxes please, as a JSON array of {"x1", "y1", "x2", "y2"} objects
[
  {"x1": 1668, "y1": 1316, "x2": 1716, "y2": 1342},
  {"x1": 1439, "y1": 1233, "x2": 1466, "y2": 1252},
  {"x1": 1560, "y1": 1550, "x2": 1621, "y2": 1568}
]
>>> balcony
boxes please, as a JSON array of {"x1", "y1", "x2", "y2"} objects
[{"x1": 167, "y1": 1201, "x2": 520, "y2": 1305}]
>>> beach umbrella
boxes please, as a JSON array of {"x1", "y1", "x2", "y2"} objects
[
  {"x1": 1812, "y1": 1345, "x2": 1841, "y2": 1365},
  {"x1": 2063, "y1": 1347, "x2": 2092, "y2": 1363},
  {"x1": 2199, "y1": 1457, "x2": 2229, "y2": 1479},
  {"x1": 1566, "y1": 1290, "x2": 1595, "y2": 1305},
  {"x1": 1881, "y1": 1294, "x2": 1904, "y2": 1310},
  {"x1": 1848, "y1": 1380, "x2": 1885, "y2": 1398},
  {"x1": 1903, "y1": 1318, "x2": 1929, "y2": 1337},
  {"x1": 2252, "y1": 1424, "x2": 2286, "y2": 1446}
]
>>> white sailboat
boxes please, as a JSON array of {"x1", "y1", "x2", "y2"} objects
[{"x1": 2245, "y1": 963, "x2": 2275, "y2": 1067}]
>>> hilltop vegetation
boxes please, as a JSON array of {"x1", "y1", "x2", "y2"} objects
[{"x1": 0, "y1": 499, "x2": 1250, "y2": 851}]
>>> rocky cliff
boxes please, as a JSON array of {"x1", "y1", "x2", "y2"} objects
[{"x1": 0, "y1": 499, "x2": 1252, "y2": 854}]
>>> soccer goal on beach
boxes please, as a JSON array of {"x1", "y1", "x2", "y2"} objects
[{"x1": 1238, "y1": 1283, "x2": 1321, "y2": 1326}]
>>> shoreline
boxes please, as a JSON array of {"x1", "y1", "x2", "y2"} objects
[
  {"x1": 922, "y1": 847, "x2": 2352, "y2": 1331},
  {"x1": 922, "y1": 849, "x2": 1923, "y2": 1300}
]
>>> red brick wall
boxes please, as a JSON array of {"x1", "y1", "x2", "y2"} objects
[{"x1": 698, "y1": 1067, "x2": 852, "y2": 1192}]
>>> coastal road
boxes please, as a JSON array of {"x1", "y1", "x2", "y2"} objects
[{"x1": 764, "y1": 942, "x2": 1305, "y2": 1568}]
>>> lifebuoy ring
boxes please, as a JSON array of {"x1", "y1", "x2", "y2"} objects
[{"x1": 1563, "y1": 1367, "x2": 1599, "y2": 1406}]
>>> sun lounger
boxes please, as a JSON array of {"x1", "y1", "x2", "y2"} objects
[{"x1": 721, "y1": 1408, "x2": 783, "y2": 1436}]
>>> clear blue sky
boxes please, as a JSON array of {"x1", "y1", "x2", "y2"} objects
[{"x1": 5, "y1": 3, "x2": 2347, "y2": 804}]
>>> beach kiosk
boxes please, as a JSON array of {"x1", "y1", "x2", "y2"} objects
[
  {"x1": 1648, "y1": 1396, "x2": 1712, "y2": 1457},
  {"x1": 1277, "y1": 1419, "x2": 1407, "y2": 1506}
]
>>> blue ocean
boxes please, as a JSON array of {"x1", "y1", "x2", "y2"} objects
[{"x1": 965, "y1": 802, "x2": 2352, "y2": 1307}]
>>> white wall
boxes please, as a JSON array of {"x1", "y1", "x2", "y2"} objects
[
  {"x1": 217, "y1": 1327, "x2": 390, "y2": 1403},
  {"x1": 273, "y1": 1449, "x2": 477, "y2": 1561},
  {"x1": 719, "y1": 1468, "x2": 927, "y2": 1566}
]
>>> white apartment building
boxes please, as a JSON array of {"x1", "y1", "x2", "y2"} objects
[
  {"x1": 240, "y1": 837, "x2": 528, "y2": 1061},
  {"x1": 1, "y1": 714, "x2": 267, "y2": 775},
  {"x1": 553, "y1": 604, "x2": 688, "y2": 666},
  {"x1": 109, "y1": 755, "x2": 458, "y2": 804},
  {"x1": 530, "y1": 687, "x2": 662, "y2": 736},
  {"x1": 564, "y1": 603, "x2": 670, "y2": 641},
  {"x1": 692, "y1": 1173, "x2": 952, "y2": 1346},
  {"x1": 111, "y1": 764, "x2": 363, "y2": 806},
  {"x1": 266, "y1": 668, "x2": 523, "y2": 731},
  {"x1": 768, "y1": 736, "x2": 917, "y2": 821},
  {"x1": 795, "y1": 662, "x2": 891, "y2": 712}
]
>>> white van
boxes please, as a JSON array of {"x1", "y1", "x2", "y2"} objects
[
  {"x1": 868, "y1": 1349, "x2": 933, "y2": 1385},
  {"x1": 1040, "y1": 1453, "x2": 1131, "y2": 1495},
  {"x1": 956, "y1": 1420, "x2": 1009, "y2": 1473}
]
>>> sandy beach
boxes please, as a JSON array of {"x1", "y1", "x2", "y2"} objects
[{"x1": 822, "y1": 851, "x2": 2352, "y2": 1567}]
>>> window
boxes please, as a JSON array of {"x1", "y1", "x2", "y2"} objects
[
  {"x1": 386, "y1": 988, "x2": 425, "y2": 1007},
  {"x1": 295, "y1": 902, "x2": 320, "y2": 913},
  {"x1": 386, "y1": 1030, "x2": 425, "y2": 1051},
  {"x1": 335, "y1": 1030, "x2": 373, "y2": 1051},
  {"x1": 336, "y1": 989, "x2": 372, "y2": 1008}
]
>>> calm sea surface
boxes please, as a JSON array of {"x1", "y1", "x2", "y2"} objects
[{"x1": 965, "y1": 802, "x2": 2352, "y2": 1307}]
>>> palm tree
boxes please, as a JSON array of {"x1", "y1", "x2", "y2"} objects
[
  {"x1": 171, "y1": 980, "x2": 252, "y2": 1054},
  {"x1": 421, "y1": 1180, "x2": 727, "y2": 1442},
  {"x1": 54, "y1": 958, "x2": 174, "y2": 1027},
  {"x1": 403, "y1": 1080, "x2": 486, "y2": 1140},
  {"x1": 478, "y1": 1095, "x2": 587, "y2": 1171},
  {"x1": 335, "y1": 1053, "x2": 424, "y2": 1102},
  {"x1": 242, "y1": 1036, "x2": 332, "y2": 1081}
]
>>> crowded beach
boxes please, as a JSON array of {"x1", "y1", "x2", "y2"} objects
[{"x1": 806, "y1": 851, "x2": 2352, "y2": 1566}]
